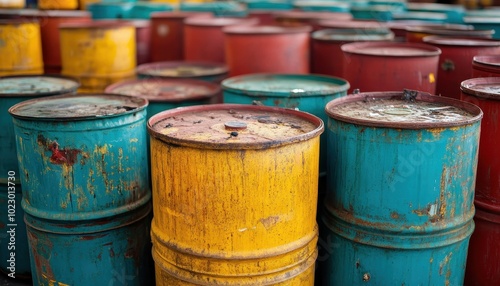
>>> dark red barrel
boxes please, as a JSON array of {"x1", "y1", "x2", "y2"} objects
[
  {"x1": 224, "y1": 25, "x2": 311, "y2": 76},
  {"x1": 385, "y1": 21, "x2": 473, "y2": 42},
  {"x1": 406, "y1": 26, "x2": 494, "y2": 43},
  {"x1": 130, "y1": 20, "x2": 151, "y2": 65},
  {"x1": 460, "y1": 77, "x2": 500, "y2": 286},
  {"x1": 472, "y1": 55, "x2": 500, "y2": 77},
  {"x1": 150, "y1": 11, "x2": 212, "y2": 62},
  {"x1": 423, "y1": 36, "x2": 500, "y2": 99},
  {"x1": 273, "y1": 11, "x2": 352, "y2": 30}
]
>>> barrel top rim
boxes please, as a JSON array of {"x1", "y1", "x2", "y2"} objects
[
  {"x1": 464, "y1": 16, "x2": 500, "y2": 23},
  {"x1": 473, "y1": 54, "x2": 500, "y2": 66},
  {"x1": 405, "y1": 25, "x2": 495, "y2": 35},
  {"x1": 340, "y1": 41, "x2": 442, "y2": 57},
  {"x1": 136, "y1": 61, "x2": 229, "y2": 77},
  {"x1": 325, "y1": 91, "x2": 483, "y2": 129},
  {"x1": 273, "y1": 10, "x2": 353, "y2": 20},
  {"x1": 423, "y1": 36, "x2": 500, "y2": 46},
  {"x1": 312, "y1": 28, "x2": 394, "y2": 41},
  {"x1": 0, "y1": 75, "x2": 80, "y2": 97},
  {"x1": 223, "y1": 25, "x2": 312, "y2": 34},
  {"x1": 393, "y1": 11, "x2": 448, "y2": 20},
  {"x1": 150, "y1": 11, "x2": 212, "y2": 19},
  {"x1": 59, "y1": 21, "x2": 135, "y2": 29},
  {"x1": 318, "y1": 19, "x2": 387, "y2": 29},
  {"x1": 407, "y1": 2, "x2": 465, "y2": 10},
  {"x1": 0, "y1": 18, "x2": 39, "y2": 24},
  {"x1": 461, "y1": 77, "x2": 500, "y2": 100},
  {"x1": 184, "y1": 17, "x2": 258, "y2": 27},
  {"x1": 147, "y1": 103, "x2": 324, "y2": 150},
  {"x1": 292, "y1": 0, "x2": 350, "y2": 7}
]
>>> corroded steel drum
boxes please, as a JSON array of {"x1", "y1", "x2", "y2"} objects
[
  {"x1": 137, "y1": 61, "x2": 229, "y2": 84},
  {"x1": 472, "y1": 55, "x2": 500, "y2": 78},
  {"x1": 148, "y1": 104, "x2": 323, "y2": 285},
  {"x1": 9, "y1": 94, "x2": 153, "y2": 286},
  {"x1": 224, "y1": 25, "x2": 311, "y2": 76},
  {"x1": 405, "y1": 26, "x2": 494, "y2": 43},
  {"x1": 323, "y1": 90, "x2": 482, "y2": 285}
]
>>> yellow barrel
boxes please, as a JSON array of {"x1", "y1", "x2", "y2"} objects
[
  {"x1": 0, "y1": 0, "x2": 25, "y2": 8},
  {"x1": 148, "y1": 104, "x2": 323, "y2": 285},
  {"x1": 38, "y1": 0, "x2": 79, "y2": 10},
  {"x1": 60, "y1": 21, "x2": 136, "y2": 93},
  {"x1": 0, "y1": 20, "x2": 43, "y2": 76}
]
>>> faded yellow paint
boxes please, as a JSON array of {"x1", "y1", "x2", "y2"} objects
[
  {"x1": 38, "y1": 0, "x2": 78, "y2": 9},
  {"x1": 150, "y1": 136, "x2": 320, "y2": 285},
  {"x1": 0, "y1": 0, "x2": 24, "y2": 8},
  {"x1": 0, "y1": 21, "x2": 43, "y2": 76}
]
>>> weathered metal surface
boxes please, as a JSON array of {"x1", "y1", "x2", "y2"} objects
[
  {"x1": 472, "y1": 55, "x2": 500, "y2": 78},
  {"x1": 224, "y1": 25, "x2": 311, "y2": 76},
  {"x1": 312, "y1": 28, "x2": 394, "y2": 78},
  {"x1": 184, "y1": 17, "x2": 258, "y2": 63},
  {"x1": 423, "y1": 36, "x2": 500, "y2": 100},
  {"x1": 86, "y1": 2, "x2": 134, "y2": 19},
  {"x1": 148, "y1": 104, "x2": 322, "y2": 285},
  {"x1": 273, "y1": 11, "x2": 352, "y2": 30},
  {"x1": 385, "y1": 22, "x2": 473, "y2": 41},
  {"x1": 0, "y1": 19, "x2": 43, "y2": 76},
  {"x1": 392, "y1": 11, "x2": 447, "y2": 23},
  {"x1": 137, "y1": 61, "x2": 229, "y2": 83},
  {"x1": 350, "y1": 4, "x2": 405, "y2": 22},
  {"x1": 0, "y1": 75, "x2": 79, "y2": 184},
  {"x1": 341, "y1": 41, "x2": 441, "y2": 94},
  {"x1": 406, "y1": 2, "x2": 465, "y2": 24},
  {"x1": 463, "y1": 16, "x2": 500, "y2": 40},
  {"x1": 322, "y1": 90, "x2": 482, "y2": 285},
  {"x1": 405, "y1": 26, "x2": 494, "y2": 43}
]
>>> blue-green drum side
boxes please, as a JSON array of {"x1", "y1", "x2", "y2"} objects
[
  {"x1": 180, "y1": 2, "x2": 248, "y2": 17},
  {"x1": 241, "y1": 0, "x2": 293, "y2": 11},
  {"x1": 12, "y1": 111, "x2": 150, "y2": 221},
  {"x1": 463, "y1": 18, "x2": 500, "y2": 40},
  {"x1": 25, "y1": 202, "x2": 153, "y2": 286},
  {"x1": 124, "y1": 2, "x2": 174, "y2": 19},
  {"x1": 0, "y1": 184, "x2": 31, "y2": 278},
  {"x1": 87, "y1": 3, "x2": 135, "y2": 19}
]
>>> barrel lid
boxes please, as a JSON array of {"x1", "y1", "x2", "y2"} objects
[
  {"x1": 184, "y1": 17, "x2": 258, "y2": 27},
  {"x1": 464, "y1": 17, "x2": 500, "y2": 24},
  {"x1": 386, "y1": 21, "x2": 473, "y2": 31},
  {"x1": 312, "y1": 28, "x2": 394, "y2": 42},
  {"x1": 9, "y1": 94, "x2": 148, "y2": 120},
  {"x1": 325, "y1": 90, "x2": 482, "y2": 129},
  {"x1": 273, "y1": 11, "x2": 353, "y2": 21},
  {"x1": 423, "y1": 36, "x2": 500, "y2": 47},
  {"x1": 136, "y1": 61, "x2": 228, "y2": 78},
  {"x1": 392, "y1": 11, "x2": 447, "y2": 21},
  {"x1": 150, "y1": 11, "x2": 212, "y2": 19},
  {"x1": 293, "y1": 1, "x2": 350, "y2": 8},
  {"x1": 461, "y1": 77, "x2": 500, "y2": 101},
  {"x1": 59, "y1": 21, "x2": 135, "y2": 29},
  {"x1": 406, "y1": 26, "x2": 495, "y2": 37},
  {"x1": 473, "y1": 55, "x2": 500, "y2": 67},
  {"x1": 95, "y1": 19, "x2": 150, "y2": 28},
  {"x1": 318, "y1": 20, "x2": 387, "y2": 30},
  {"x1": 0, "y1": 75, "x2": 80, "y2": 97},
  {"x1": 223, "y1": 25, "x2": 311, "y2": 34},
  {"x1": 0, "y1": 18, "x2": 39, "y2": 25},
  {"x1": 104, "y1": 78, "x2": 220, "y2": 102},
  {"x1": 222, "y1": 73, "x2": 350, "y2": 97},
  {"x1": 341, "y1": 41, "x2": 441, "y2": 57},
  {"x1": 147, "y1": 104, "x2": 324, "y2": 149},
  {"x1": 407, "y1": 3, "x2": 465, "y2": 12},
  {"x1": 36, "y1": 10, "x2": 91, "y2": 18}
]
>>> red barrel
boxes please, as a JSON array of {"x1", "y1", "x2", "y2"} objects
[
  {"x1": 131, "y1": 20, "x2": 151, "y2": 65},
  {"x1": 406, "y1": 26, "x2": 494, "y2": 43},
  {"x1": 224, "y1": 25, "x2": 311, "y2": 76},
  {"x1": 341, "y1": 41, "x2": 441, "y2": 93},
  {"x1": 184, "y1": 17, "x2": 259, "y2": 63},
  {"x1": 385, "y1": 21, "x2": 473, "y2": 42},
  {"x1": 460, "y1": 77, "x2": 500, "y2": 286},
  {"x1": 317, "y1": 19, "x2": 387, "y2": 30},
  {"x1": 423, "y1": 36, "x2": 500, "y2": 99},
  {"x1": 274, "y1": 11, "x2": 352, "y2": 30},
  {"x1": 150, "y1": 11, "x2": 212, "y2": 62},
  {"x1": 472, "y1": 55, "x2": 500, "y2": 77}
]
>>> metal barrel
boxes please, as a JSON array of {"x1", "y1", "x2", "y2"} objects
[
  {"x1": 9, "y1": 94, "x2": 153, "y2": 285},
  {"x1": 136, "y1": 61, "x2": 229, "y2": 84},
  {"x1": 293, "y1": 0, "x2": 350, "y2": 13},
  {"x1": 0, "y1": 19, "x2": 43, "y2": 76},
  {"x1": 38, "y1": 0, "x2": 78, "y2": 10},
  {"x1": 463, "y1": 16, "x2": 500, "y2": 40},
  {"x1": 341, "y1": 41, "x2": 441, "y2": 94},
  {"x1": 472, "y1": 55, "x2": 500, "y2": 78},
  {"x1": 405, "y1": 26, "x2": 494, "y2": 43},
  {"x1": 273, "y1": 11, "x2": 353, "y2": 31},
  {"x1": 406, "y1": 2, "x2": 466, "y2": 24},
  {"x1": 460, "y1": 77, "x2": 500, "y2": 285},
  {"x1": 322, "y1": 90, "x2": 482, "y2": 285},
  {"x1": 223, "y1": 25, "x2": 312, "y2": 76},
  {"x1": 148, "y1": 104, "x2": 323, "y2": 285},
  {"x1": 423, "y1": 37, "x2": 500, "y2": 100},
  {"x1": 59, "y1": 21, "x2": 137, "y2": 93}
]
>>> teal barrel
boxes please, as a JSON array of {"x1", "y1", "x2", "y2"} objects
[
  {"x1": 321, "y1": 90, "x2": 482, "y2": 285},
  {"x1": 241, "y1": 0, "x2": 293, "y2": 10},
  {"x1": 136, "y1": 61, "x2": 229, "y2": 84},
  {"x1": 407, "y1": 2, "x2": 466, "y2": 24},
  {"x1": 350, "y1": 4, "x2": 405, "y2": 21},
  {"x1": 180, "y1": 1, "x2": 248, "y2": 17},
  {"x1": 125, "y1": 2, "x2": 174, "y2": 19},
  {"x1": 463, "y1": 16, "x2": 500, "y2": 40},
  {"x1": 87, "y1": 2, "x2": 135, "y2": 19},
  {"x1": 392, "y1": 11, "x2": 447, "y2": 24},
  {"x1": 293, "y1": 0, "x2": 351, "y2": 13},
  {"x1": 9, "y1": 94, "x2": 153, "y2": 286}
]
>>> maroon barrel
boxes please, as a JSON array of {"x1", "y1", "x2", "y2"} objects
[
  {"x1": 472, "y1": 55, "x2": 500, "y2": 78},
  {"x1": 273, "y1": 11, "x2": 352, "y2": 31}
]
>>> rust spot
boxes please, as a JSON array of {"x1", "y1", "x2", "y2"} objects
[
  {"x1": 80, "y1": 234, "x2": 106, "y2": 241},
  {"x1": 259, "y1": 216, "x2": 280, "y2": 230},
  {"x1": 37, "y1": 135, "x2": 82, "y2": 166},
  {"x1": 109, "y1": 248, "x2": 115, "y2": 257},
  {"x1": 390, "y1": 211, "x2": 402, "y2": 220}
]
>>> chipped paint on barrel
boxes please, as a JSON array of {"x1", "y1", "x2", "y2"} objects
[
  {"x1": 0, "y1": 75, "x2": 80, "y2": 184},
  {"x1": 9, "y1": 93, "x2": 153, "y2": 285},
  {"x1": 0, "y1": 19, "x2": 43, "y2": 76},
  {"x1": 341, "y1": 41, "x2": 441, "y2": 94},
  {"x1": 460, "y1": 78, "x2": 500, "y2": 285},
  {"x1": 472, "y1": 55, "x2": 500, "y2": 78},
  {"x1": 137, "y1": 61, "x2": 229, "y2": 83},
  {"x1": 148, "y1": 104, "x2": 323, "y2": 285},
  {"x1": 222, "y1": 73, "x2": 349, "y2": 179},
  {"x1": 224, "y1": 25, "x2": 312, "y2": 76},
  {"x1": 322, "y1": 90, "x2": 482, "y2": 285}
]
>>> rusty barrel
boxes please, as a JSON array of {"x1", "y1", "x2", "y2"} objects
[
  {"x1": 136, "y1": 61, "x2": 229, "y2": 85},
  {"x1": 150, "y1": 12, "x2": 212, "y2": 62},
  {"x1": 405, "y1": 26, "x2": 494, "y2": 43},
  {"x1": 59, "y1": 21, "x2": 136, "y2": 93},
  {"x1": 9, "y1": 94, "x2": 153, "y2": 286},
  {"x1": 184, "y1": 17, "x2": 258, "y2": 63},
  {"x1": 322, "y1": 90, "x2": 482, "y2": 285},
  {"x1": 472, "y1": 55, "x2": 500, "y2": 78},
  {"x1": 148, "y1": 104, "x2": 323, "y2": 285},
  {"x1": 224, "y1": 25, "x2": 311, "y2": 76},
  {"x1": 461, "y1": 77, "x2": 500, "y2": 285},
  {"x1": 341, "y1": 41, "x2": 441, "y2": 94},
  {"x1": 273, "y1": 11, "x2": 352, "y2": 31},
  {"x1": 311, "y1": 28, "x2": 394, "y2": 78},
  {"x1": 423, "y1": 36, "x2": 500, "y2": 100}
]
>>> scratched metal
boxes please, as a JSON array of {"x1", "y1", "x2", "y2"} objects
[{"x1": 321, "y1": 90, "x2": 482, "y2": 285}]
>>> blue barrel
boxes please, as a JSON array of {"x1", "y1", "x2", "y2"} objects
[
  {"x1": 9, "y1": 94, "x2": 153, "y2": 285},
  {"x1": 241, "y1": 0, "x2": 293, "y2": 11},
  {"x1": 87, "y1": 2, "x2": 135, "y2": 19},
  {"x1": 322, "y1": 90, "x2": 482, "y2": 285},
  {"x1": 136, "y1": 61, "x2": 229, "y2": 84},
  {"x1": 125, "y1": 2, "x2": 174, "y2": 19}
]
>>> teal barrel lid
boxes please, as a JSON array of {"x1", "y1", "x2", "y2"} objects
[
  {"x1": 222, "y1": 74, "x2": 350, "y2": 97},
  {"x1": 86, "y1": 2, "x2": 135, "y2": 19},
  {"x1": 9, "y1": 94, "x2": 147, "y2": 121},
  {"x1": 325, "y1": 90, "x2": 482, "y2": 129},
  {"x1": 463, "y1": 17, "x2": 500, "y2": 24},
  {"x1": 105, "y1": 78, "x2": 220, "y2": 102},
  {"x1": 240, "y1": 0, "x2": 293, "y2": 11},
  {"x1": 0, "y1": 75, "x2": 80, "y2": 96},
  {"x1": 461, "y1": 77, "x2": 500, "y2": 101},
  {"x1": 125, "y1": 1, "x2": 174, "y2": 19},
  {"x1": 341, "y1": 41, "x2": 441, "y2": 57},
  {"x1": 392, "y1": 11, "x2": 447, "y2": 22},
  {"x1": 312, "y1": 28, "x2": 394, "y2": 42},
  {"x1": 137, "y1": 61, "x2": 229, "y2": 78},
  {"x1": 292, "y1": 0, "x2": 351, "y2": 13}
]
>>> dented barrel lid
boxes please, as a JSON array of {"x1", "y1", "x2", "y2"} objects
[
  {"x1": 325, "y1": 90, "x2": 482, "y2": 129},
  {"x1": 105, "y1": 78, "x2": 220, "y2": 102},
  {"x1": 473, "y1": 55, "x2": 500, "y2": 67},
  {"x1": 137, "y1": 61, "x2": 228, "y2": 79},
  {"x1": 9, "y1": 94, "x2": 147, "y2": 120},
  {"x1": 148, "y1": 104, "x2": 324, "y2": 149},
  {"x1": 461, "y1": 77, "x2": 500, "y2": 100},
  {"x1": 222, "y1": 74, "x2": 350, "y2": 97},
  {"x1": 0, "y1": 75, "x2": 80, "y2": 96}
]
